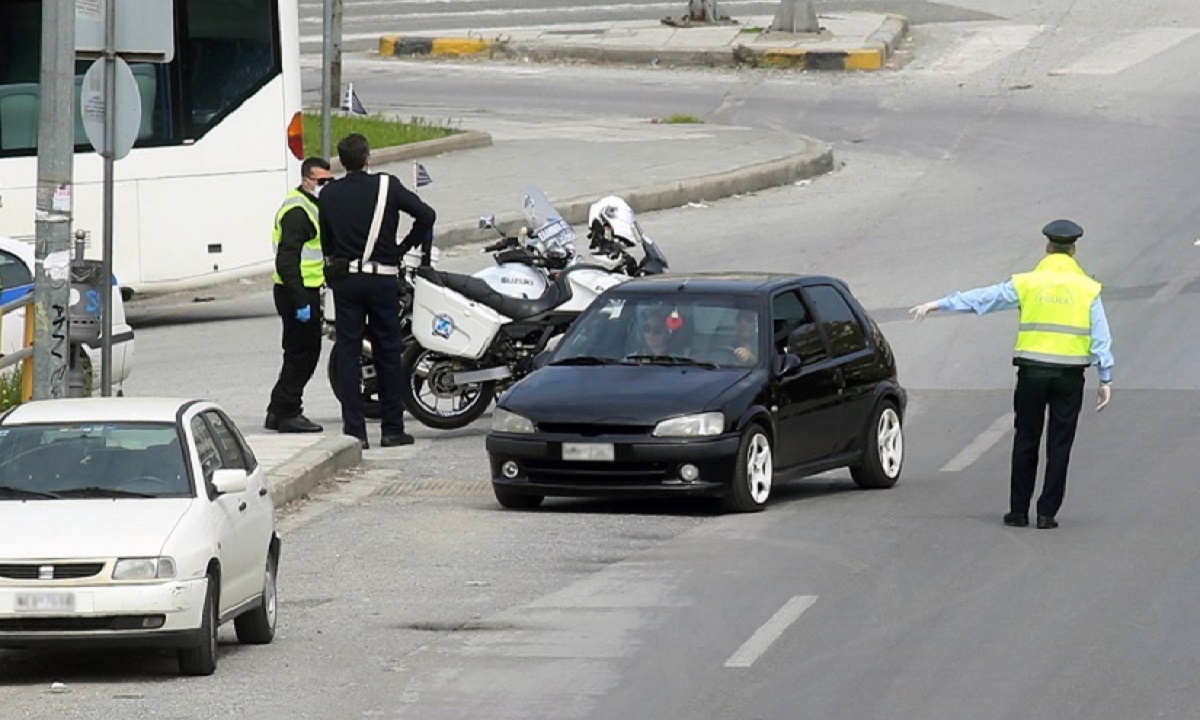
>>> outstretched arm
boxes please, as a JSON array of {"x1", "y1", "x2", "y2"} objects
[{"x1": 910, "y1": 280, "x2": 1019, "y2": 320}]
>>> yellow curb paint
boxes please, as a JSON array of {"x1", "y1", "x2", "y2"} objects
[
  {"x1": 431, "y1": 38, "x2": 493, "y2": 56},
  {"x1": 379, "y1": 36, "x2": 398, "y2": 56},
  {"x1": 761, "y1": 49, "x2": 807, "y2": 68},
  {"x1": 845, "y1": 47, "x2": 884, "y2": 70}
]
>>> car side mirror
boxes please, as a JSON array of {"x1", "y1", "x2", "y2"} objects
[
  {"x1": 212, "y1": 468, "x2": 249, "y2": 495},
  {"x1": 774, "y1": 352, "x2": 802, "y2": 377},
  {"x1": 533, "y1": 335, "x2": 564, "y2": 370}
]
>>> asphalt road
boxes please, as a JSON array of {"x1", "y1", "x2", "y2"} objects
[{"x1": 5, "y1": 1, "x2": 1200, "y2": 717}]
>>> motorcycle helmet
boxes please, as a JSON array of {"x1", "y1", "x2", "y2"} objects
[{"x1": 587, "y1": 196, "x2": 642, "y2": 250}]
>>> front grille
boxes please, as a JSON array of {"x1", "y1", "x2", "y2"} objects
[
  {"x1": 535, "y1": 423, "x2": 651, "y2": 436},
  {"x1": 0, "y1": 563, "x2": 105, "y2": 580},
  {"x1": 524, "y1": 460, "x2": 672, "y2": 485},
  {"x1": 0, "y1": 615, "x2": 165, "y2": 632}
]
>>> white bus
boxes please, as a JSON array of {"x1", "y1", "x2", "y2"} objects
[{"x1": 0, "y1": 0, "x2": 304, "y2": 296}]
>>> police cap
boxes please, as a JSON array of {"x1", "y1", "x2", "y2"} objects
[{"x1": 1042, "y1": 219, "x2": 1083, "y2": 244}]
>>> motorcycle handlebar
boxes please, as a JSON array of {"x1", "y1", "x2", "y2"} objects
[{"x1": 482, "y1": 236, "x2": 516, "y2": 253}]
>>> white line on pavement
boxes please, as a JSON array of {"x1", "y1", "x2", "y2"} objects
[
  {"x1": 1049, "y1": 27, "x2": 1200, "y2": 76},
  {"x1": 724, "y1": 595, "x2": 817, "y2": 668},
  {"x1": 940, "y1": 412, "x2": 1013, "y2": 473}
]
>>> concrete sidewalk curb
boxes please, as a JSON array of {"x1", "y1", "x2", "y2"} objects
[
  {"x1": 762, "y1": 14, "x2": 908, "y2": 70},
  {"x1": 330, "y1": 130, "x2": 493, "y2": 172},
  {"x1": 430, "y1": 136, "x2": 835, "y2": 249},
  {"x1": 266, "y1": 436, "x2": 361, "y2": 508}
]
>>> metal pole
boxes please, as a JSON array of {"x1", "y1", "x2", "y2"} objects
[
  {"x1": 32, "y1": 0, "x2": 76, "y2": 400},
  {"x1": 320, "y1": 0, "x2": 333, "y2": 160},
  {"x1": 100, "y1": 0, "x2": 115, "y2": 396},
  {"x1": 332, "y1": 0, "x2": 344, "y2": 116}
]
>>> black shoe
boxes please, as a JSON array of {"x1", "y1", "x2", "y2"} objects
[
  {"x1": 276, "y1": 415, "x2": 323, "y2": 433},
  {"x1": 359, "y1": 438, "x2": 370, "y2": 450},
  {"x1": 264, "y1": 412, "x2": 279, "y2": 431},
  {"x1": 1036, "y1": 516, "x2": 1059, "y2": 529},
  {"x1": 380, "y1": 433, "x2": 415, "y2": 447},
  {"x1": 1003, "y1": 512, "x2": 1029, "y2": 527}
]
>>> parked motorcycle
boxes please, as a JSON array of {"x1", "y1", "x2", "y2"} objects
[{"x1": 400, "y1": 187, "x2": 668, "y2": 430}]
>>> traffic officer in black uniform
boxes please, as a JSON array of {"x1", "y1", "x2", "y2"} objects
[
  {"x1": 265, "y1": 156, "x2": 333, "y2": 434},
  {"x1": 318, "y1": 133, "x2": 435, "y2": 449},
  {"x1": 910, "y1": 219, "x2": 1114, "y2": 529}
]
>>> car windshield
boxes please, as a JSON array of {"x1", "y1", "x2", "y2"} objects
[
  {"x1": 552, "y1": 293, "x2": 763, "y2": 368},
  {"x1": 0, "y1": 422, "x2": 190, "y2": 500}
]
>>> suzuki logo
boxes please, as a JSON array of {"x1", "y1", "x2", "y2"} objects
[{"x1": 39, "y1": 565, "x2": 54, "y2": 580}]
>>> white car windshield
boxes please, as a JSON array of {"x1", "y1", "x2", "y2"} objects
[{"x1": 0, "y1": 422, "x2": 189, "y2": 499}]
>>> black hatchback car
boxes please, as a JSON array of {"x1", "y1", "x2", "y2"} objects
[{"x1": 485, "y1": 272, "x2": 905, "y2": 512}]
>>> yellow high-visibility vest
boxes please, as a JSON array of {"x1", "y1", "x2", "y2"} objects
[
  {"x1": 272, "y1": 189, "x2": 325, "y2": 288},
  {"x1": 1011, "y1": 254, "x2": 1101, "y2": 366}
]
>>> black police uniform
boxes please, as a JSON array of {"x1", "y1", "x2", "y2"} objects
[
  {"x1": 1009, "y1": 219, "x2": 1087, "y2": 528},
  {"x1": 318, "y1": 170, "x2": 436, "y2": 446},
  {"x1": 266, "y1": 190, "x2": 324, "y2": 431}
]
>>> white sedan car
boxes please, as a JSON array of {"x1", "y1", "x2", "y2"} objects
[
  {"x1": 0, "y1": 397, "x2": 279, "y2": 676},
  {"x1": 0, "y1": 235, "x2": 135, "y2": 391}
]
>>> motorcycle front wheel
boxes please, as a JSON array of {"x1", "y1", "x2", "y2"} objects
[
  {"x1": 401, "y1": 344, "x2": 495, "y2": 430},
  {"x1": 327, "y1": 349, "x2": 382, "y2": 420}
]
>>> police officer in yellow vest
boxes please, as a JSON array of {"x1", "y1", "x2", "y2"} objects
[
  {"x1": 909, "y1": 219, "x2": 1114, "y2": 529},
  {"x1": 265, "y1": 157, "x2": 334, "y2": 433}
]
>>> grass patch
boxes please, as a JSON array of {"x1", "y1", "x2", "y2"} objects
[
  {"x1": 0, "y1": 368, "x2": 24, "y2": 411},
  {"x1": 303, "y1": 113, "x2": 458, "y2": 157},
  {"x1": 738, "y1": 27, "x2": 764, "y2": 35},
  {"x1": 654, "y1": 114, "x2": 705, "y2": 125}
]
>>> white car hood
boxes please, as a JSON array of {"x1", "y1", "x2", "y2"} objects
[{"x1": 0, "y1": 499, "x2": 194, "y2": 559}]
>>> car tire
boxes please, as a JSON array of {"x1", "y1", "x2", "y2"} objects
[
  {"x1": 493, "y1": 484, "x2": 544, "y2": 510},
  {"x1": 721, "y1": 423, "x2": 773, "y2": 513},
  {"x1": 178, "y1": 574, "x2": 219, "y2": 676},
  {"x1": 234, "y1": 551, "x2": 278, "y2": 645},
  {"x1": 327, "y1": 350, "x2": 381, "y2": 420},
  {"x1": 850, "y1": 400, "x2": 904, "y2": 489}
]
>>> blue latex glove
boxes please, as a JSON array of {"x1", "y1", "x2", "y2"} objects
[{"x1": 295, "y1": 305, "x2": 312, "y2": 322}]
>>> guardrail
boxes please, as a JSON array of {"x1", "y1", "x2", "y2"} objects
[{"x1": 0, "y1": 293, "x2": 35, "y2": 404}]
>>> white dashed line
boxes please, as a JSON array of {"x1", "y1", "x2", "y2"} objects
[
  {"x1": 940, "y1": 412, "x2": 1013, "y2": 473},
  {"x1": 724, "y1": 595, "x2": 817, "y2": 668}
]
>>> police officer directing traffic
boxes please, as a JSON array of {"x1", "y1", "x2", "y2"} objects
[
  {"x1": 909, "y1": 219, "x2": 1115, "y2": 529},
  {"x1": 319, "y1": 133, "x2": 436, "y2": 449},
  {"x1": 264, "y1": 156, "x2": 333, "y2": 434}
]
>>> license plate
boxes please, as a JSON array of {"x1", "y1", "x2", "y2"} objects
[
  {"x1": 562, "y1": 442, "x2": 615, "y2": 462},
  {"x1": 15, "y1": 592, "x2": 76, "y2": 613}
]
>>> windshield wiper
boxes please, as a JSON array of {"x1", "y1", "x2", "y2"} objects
[
  {"x1": 53, "y1": 486, "x2": 157, "y2": 499},
  {"x1": 0, "y1": 485, "x2": 60, "y2": 499},
  {"x1": 623, "y1": 354, "x2": 719, "y2": 369},
  {"x1": 549, "y1": 356, "x2": 620, "y2": 366}
]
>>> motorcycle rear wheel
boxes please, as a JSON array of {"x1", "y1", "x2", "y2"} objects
[{"x1": 401, "y1": 344, "x2": 495, "y2": 430}]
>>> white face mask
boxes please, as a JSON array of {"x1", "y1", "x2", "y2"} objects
[{"x1": 311, "y1": 184, "x2": 322, "y2": 198}]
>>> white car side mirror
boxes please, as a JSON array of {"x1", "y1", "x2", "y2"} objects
[{"x1": 211, "y1": 468, "x2": 249, "y2": 495}]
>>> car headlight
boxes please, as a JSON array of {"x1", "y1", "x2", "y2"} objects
[
  {"x1": 492, "y1": 408, "x2": 535, "y2": 434},
  {"x1": 653, "y1": 412, "x2": 725, "y2": 437},
  {"x1": 113, "y1": 557, "x2": 177, "y2": 580}
]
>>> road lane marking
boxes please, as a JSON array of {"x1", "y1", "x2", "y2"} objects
[
  {"x1": 1049, "y1": 27, "x2": 1200, "y2": 76},
  {"x1": 940, "y1": 412, "x2": 1013, "y2": 473},
  {"x1": 724, "y1": 595, "x2": 817, "y2": 668},
  {"x1": 918, "y1": 24, "x2": 1044, "y2": 75}
]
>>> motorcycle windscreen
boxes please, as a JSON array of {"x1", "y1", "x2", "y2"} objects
[{"x1": 521, "y1": 185, "x2": 576, "y2": 259}]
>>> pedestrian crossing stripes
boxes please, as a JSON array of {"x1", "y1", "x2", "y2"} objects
[
  {"x1": 917, "y1": 24, "x2": 1045, "y2": 75},
  {"x1": 1048, "y1": 27, "x2": 1200, "y2": 76}
]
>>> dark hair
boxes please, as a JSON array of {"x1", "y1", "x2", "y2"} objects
[
  {"x1": 337, "y1": 133, "x2": 370, "y2": 172},
  {"x1": 300, "y1": 156, "x2": 330, "y2": 179},
  {"x1": 1046, "y1": 241, "x2": 1075, "y2": 255}
]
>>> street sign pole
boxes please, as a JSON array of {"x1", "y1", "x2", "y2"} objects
[
  {"x1": 99, "y1": 0, "x2": 117, "y2": 396},
  {"x1": 32, "y1": 0, "x2": 76, "y2": 400}
]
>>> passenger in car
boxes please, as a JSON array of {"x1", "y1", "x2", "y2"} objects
[{"x1": 731, "y1": 309, "x2": 759, "y2": 365}]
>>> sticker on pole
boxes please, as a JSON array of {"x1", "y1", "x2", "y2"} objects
[{"x1": 80, "y1": 57, "x2": 142, "y2": 161}]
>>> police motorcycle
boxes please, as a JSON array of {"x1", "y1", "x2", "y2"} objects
[{"x1": 399, "y1": 187, "x2": 667, "y2": 430}]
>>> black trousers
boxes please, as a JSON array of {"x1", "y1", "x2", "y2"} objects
[
  {"x1": 1010, "y1": 365, "x2": 1086, "y2": 518},
  {"x1": 327, "y1": 272, "x2": 406, "y2": 441},
  {"x1": 267, "y1": 285, "x2": 323, "y2": 419}
]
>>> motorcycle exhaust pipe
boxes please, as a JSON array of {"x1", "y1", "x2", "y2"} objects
[{"x1": 452, "y1": 366, "x2": 512, "y2": 385}]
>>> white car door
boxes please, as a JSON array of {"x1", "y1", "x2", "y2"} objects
[
  {"x1": 189, "y1": 413, "x2": 256, "y2": 610},
  {"x1": 203, "y1": 410, "x2": 273, "y2": 593}
]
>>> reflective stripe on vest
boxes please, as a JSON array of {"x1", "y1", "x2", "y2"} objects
[
  {"x1": 1011, "y1": 254, "x2": 1101, "y2": 366},
  {"x1": 272, "y1": 189, "x2": 324, "y2": 287}
]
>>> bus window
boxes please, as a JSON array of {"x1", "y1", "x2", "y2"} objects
[{"x1": 184, "y1": 0, "x2": 279, "y2": 132}]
